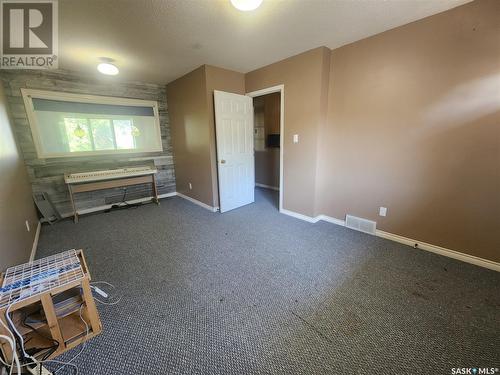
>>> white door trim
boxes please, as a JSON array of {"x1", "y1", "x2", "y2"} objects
[{"x1": 246, "y1": 84, "x2": 284, "y2": 212}]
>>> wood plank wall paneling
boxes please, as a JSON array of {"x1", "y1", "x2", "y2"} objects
[{"x1": 0, "y1": 69, "x2": 176, "y2": 216}]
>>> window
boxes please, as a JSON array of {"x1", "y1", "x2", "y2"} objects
[
  {"x1": 22, "y1": 89, "x2": 163, "y2": 158},
  {"x1": 62, "y1": 118, "x2": 136, "y2": 152}
]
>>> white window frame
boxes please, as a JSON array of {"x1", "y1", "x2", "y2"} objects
[{"x1": 21, "y1": 88, "x2": 163, "y2": 158}]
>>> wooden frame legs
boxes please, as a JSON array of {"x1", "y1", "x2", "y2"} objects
[
  {"x1": 67, "y1": 184, "x2": 78, "y2": 223},
  {"x1": 152, "y1": 175, "x2": 160, "y2": 205},
  {"x1": 67, "y1": 174, "x2": 160, "y2": 223}
]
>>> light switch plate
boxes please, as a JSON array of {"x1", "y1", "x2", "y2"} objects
[
  {"x1": 293, "y1": 134, "x2": 299, "y2": 143},
  {"x1": 379, "y1": 207, "x2": 387, "y2": 217}
]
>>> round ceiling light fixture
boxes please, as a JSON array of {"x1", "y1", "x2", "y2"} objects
[
  {"x1": 230, "y1": 0, "x2": 263, "y2": 11},
  {"x1": 97, "y1": 58, "x2": 119, "y2": 75}
]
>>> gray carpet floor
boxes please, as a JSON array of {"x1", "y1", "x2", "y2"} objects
[{"x1": 37, "y1": 188, "x2": 500, "y2": 374}]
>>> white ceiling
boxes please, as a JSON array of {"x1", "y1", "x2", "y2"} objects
[{"x1": 59, "y1": 0, "x2": 471, "y2": 84}]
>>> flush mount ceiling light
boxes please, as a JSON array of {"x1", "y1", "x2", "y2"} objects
[
  {"x1": 230, "y1": 0, "x2": 263, "y2": 11},
  {"x1": 97, "y1": 58, "x2": 119, "y2": 75}
]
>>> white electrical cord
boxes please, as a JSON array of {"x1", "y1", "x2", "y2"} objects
[
  {"x1": 0, "y1": 334, "x2": 20, "y2": 375},
  {"x1": 52, "y1": 304, "x2": 88, "y2": 375},
  {"x1": 0, "y1": 336, "x2": 11, "y2": 366},
  {"x1": 20, "y1": 359, "x2": 79, "y2": 375},
  {"x1": 43, "y1": 359, "x2": 79, "y2": 374},
  {"x1": 0, "y1": 305, "x2": 19, "y2": 374},
  {"x1": 90, "y1": 281, "x2": 122, "y2": 306},
  {"x1": 0, "y1": 314, "x2": 15, "y2": 351},
  {"x1": 18, "y1": 304, "x2": 88, "y2": 375},
  {"x1": 1, "y1": 301, "x2": 37, "y2": 375},
  {"x1": 2, "y1": 281, "x2": 119, "y2": 374},
  {"x1": 5, "y1": 303, "x2": 36, "y2": 362},
  {"x1": 3, "y1": 302, "x2": 84, "y2": 375}
]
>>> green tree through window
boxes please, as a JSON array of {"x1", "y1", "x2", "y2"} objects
[
  {"x1": 64, "y1": 118, "x2": 92, "y2": 152},
  {"x1": 63, "y1": 117, "x2": 136, "y2": 153},
  {"x1": 90, "y1": 119, "x2": 115, "y2": 150}
]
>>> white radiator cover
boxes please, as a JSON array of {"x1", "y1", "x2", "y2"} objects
[{"x1": 345, "y1": 215, "x2": 377, "y2": 234}]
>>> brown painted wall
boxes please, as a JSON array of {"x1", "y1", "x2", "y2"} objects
[
  {"x1": 321, "y1": 0, "x2": 500, "y2": 261},
  {"x1": 167, "y1": 66, "x2": 214, "y2": 205},
  {"x1": 246, "y1": 47, "x2": 331, "y2": 216},
  {"x1": 167, "y1": 0, "x2": 498, "y2": 263},
  {"x1": 167, "y1": 65, "x2": 244, "y2": 207},
  {"x1": 0, "y1": 84, "x2": 38, "y2": 269}
]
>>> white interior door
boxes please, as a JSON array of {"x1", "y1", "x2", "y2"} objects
[{"x1": 214, "y1": 90, "x2": 254, "y2": 213}]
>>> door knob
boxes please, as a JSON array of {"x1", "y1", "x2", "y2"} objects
[{"x1": 220, "y1": 159, "x2": 226, "y2": 164}]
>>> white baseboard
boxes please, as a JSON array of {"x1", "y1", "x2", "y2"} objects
[
  {"x1": 60, "y1": 191, "x2": 219, "y2": 218},
  {"x1": 61, "y1": 192, "x2": 177, "y2": 218},
  {"x1": 279, "y1": 210, "x2": 345, "y2": 226},
  {"x1": 29, "y1": 220, "x2": 41, "y2": 262},
  {"x1": 316, "y1": 214, "x2": 346, "y2": 227},
  {"x1": 279, "y1": 208, "x2": 499, "y2": 272},
  {"x1": 76, "y1": 192, "x2": 177, "y2": 215},
  {"x1": 61, "y1": 191, "x2": 219, "y2": 216},
  {"x1": 158, "y1": 192, "x2": 177, "y2": 199},
  {"x1": 375, "y1": 230, "x2": 500, "y2": 272},
  {"x1": 176, "y1": 192, "x2": 219, "y2": 212},
  {"x1": 280, "y1": 208, "x2": 319, "y2": 223},
  {"x1": 255, "y1": 183, "x2": 279, "y2": 191}
]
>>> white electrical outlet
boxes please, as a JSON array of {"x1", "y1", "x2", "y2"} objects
[
  {"x1": 188, "y1": 182, "x2": 192, "y2": 190},
  {"x1": 379, "y1": 207, "x2": 387, "y2": 217},
  {"x1": 293, "y1": 134, "x2": 299, "y2": 144},
  {"x1": 25, "y1": 220, "x2": 30, "y2": 232}
]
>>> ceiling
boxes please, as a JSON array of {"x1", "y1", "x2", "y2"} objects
[{"x1": 59, "y1": 0, "x2": 471, "y2": 84}]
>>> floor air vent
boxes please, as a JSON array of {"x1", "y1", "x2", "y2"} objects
[{"x1": 345, "y1": 215, "x2": 376, "y2": 235}]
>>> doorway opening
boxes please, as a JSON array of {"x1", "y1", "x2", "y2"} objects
[{"x1": 248, "y1": 86, "x2": 284, "y2": 211}]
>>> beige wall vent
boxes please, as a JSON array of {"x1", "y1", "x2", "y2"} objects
[{"x1": 345, "y1": 215, "x2": 376, "y2": 234}]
